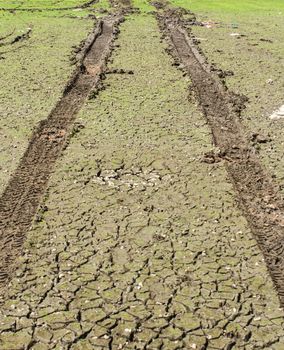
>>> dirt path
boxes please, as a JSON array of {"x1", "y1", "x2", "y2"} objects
[
  {"x1": 0, "y1": 15, "x2": 122, "y2": 291},
  {"x1": 156, "y1": 8, "x2": 284, "y2": 308},
  {"x1": 0, "y1": 12, "x2": 283, "y2": 349}
]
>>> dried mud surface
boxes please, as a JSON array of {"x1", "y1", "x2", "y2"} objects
[
  {"x1": 187, "y1": 7, "x2": 284, "y2": 199},
  {"x1": 0, "y1": 14, "x2": 283, "y2": 350},
  {"x1": 0, "y1": 14, "x2": 93, "y2": 195},
  {"x1": 156, "y1": 8, "x2": 284, "y2": 308},
  {"x1": 0, "y1": 15, "x2": 122, "y2": 292}
]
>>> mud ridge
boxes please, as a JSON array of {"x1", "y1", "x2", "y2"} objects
[
  {"x1": 0, "y1": 14, "x2": 123, "y2": 291},
  {"x1": 157, "y1": 9, "x2": 284, "y2": 307}
]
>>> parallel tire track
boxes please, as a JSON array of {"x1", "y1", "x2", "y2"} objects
[
  {"x1": 0, "y1": 14, "x2": 123, "y2": 290},
  {"x1": 157, "y1": 9, "x2": 284, "y2": 307}
]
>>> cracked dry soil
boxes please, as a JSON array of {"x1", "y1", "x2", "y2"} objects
[
  {"x1": 0, "y1": 8, "x2": 284, "y2": 350},
  {"x1": 157, "y1": 7, "x2": 284, "y2": 309},
  {"x1": 0, "y1": 14, "x2": 122, "y2": 290}
]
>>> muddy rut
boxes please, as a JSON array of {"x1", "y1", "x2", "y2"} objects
[
  {"x1": 157, "y1": 9, "x2": 284, "y2": 306},
  {"x1": 0, "y1": 15, "x2": 123, "y2": 289}
]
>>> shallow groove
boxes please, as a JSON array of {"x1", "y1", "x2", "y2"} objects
[
  {"x1": 0, "y1": 14, "x2": 123, "y2": 291},
  {"x1": 157, "y1": 9, "x2": 284, "y2": 307}
]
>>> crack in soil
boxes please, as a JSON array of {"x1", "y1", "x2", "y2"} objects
[
  {"x1": 0, "y1": 28, "x2": 32, "y2": 48},
  {"x1": 0, "y1": 28, "x2": 32, "y2": 58},
  {"x1": 156, "y1": 8, "x2": 284, "y2": 307},
  {"x1": 0, "y1": 29, "x2": 15, "y2": 42},
  {"x1": 0, "y1": 14, "x2": 124, "y2": 293}
]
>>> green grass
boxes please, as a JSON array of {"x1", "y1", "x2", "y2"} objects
[
  {"x1": 132, "y1": 0, "x2": 154, "y2": 12},
  {"x1": 0, "y1": 0, "x2": 110, "y2": 16},
  {"x1": 0, "y1": 0, "x2": 90, "y2": 9},
  {"x1": 171, "y1": 0, "x2": 284, "y2": 13},
  {"x1": 0, "y1": 0, "x2": 109, "y2": 18},
  {"x1": 92, "y1": 0, "x2": 110, "y2": 11}
]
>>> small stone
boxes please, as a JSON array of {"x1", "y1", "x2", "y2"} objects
[{"x1": 269, "y1": 105, "x2": 284, "y2": 119}]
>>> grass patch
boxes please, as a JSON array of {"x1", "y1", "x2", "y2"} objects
[
  {"x1": 132, "y1": 0, "x2": 154, "y2": 12},
  {"x1": 170, "y1": 0, "x2": 284, "y2": 13},
  {"x1": 0, "y1": 0, "x2": 90, "y2": 9}
]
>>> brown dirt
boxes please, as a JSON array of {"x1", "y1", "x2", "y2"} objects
[
  {"x1": 157, "y1": 9, "x2": 284, "y2": 307},
  {"x1": 0, "y1": 14, "x2": 123, "y2": 291}
]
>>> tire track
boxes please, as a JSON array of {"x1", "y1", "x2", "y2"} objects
[
  {"x1": 156, "y1": 8, "x2": 284, "y2": 307},
  {"x1": 0, "y1": 14, "x2": 123, "y2": 290}
]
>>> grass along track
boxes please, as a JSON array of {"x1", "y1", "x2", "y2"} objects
[
  {"x1": 0, "y1": 14, "x2": 123, "y2": 292},
  {"x1": 156, "y1": 7, "x2": 284, "y2": 307},
  {"x1": 0, "y1": 0, "x2": 99, "y2": 11}
]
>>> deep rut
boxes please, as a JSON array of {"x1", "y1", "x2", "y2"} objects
[
  {"x1": 157, "y1": 9, "x2": 284, "y2": 307},
  {"x1": 0, "y1": 15, "x2": 123, "y2": 290}
]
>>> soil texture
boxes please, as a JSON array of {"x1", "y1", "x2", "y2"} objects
[
  {"x1": 157, "y1": 8, "x2": 284, "y2": 307},
  {"x1": 0, "y1": 14, "x2": 123, "y2": 291}
]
